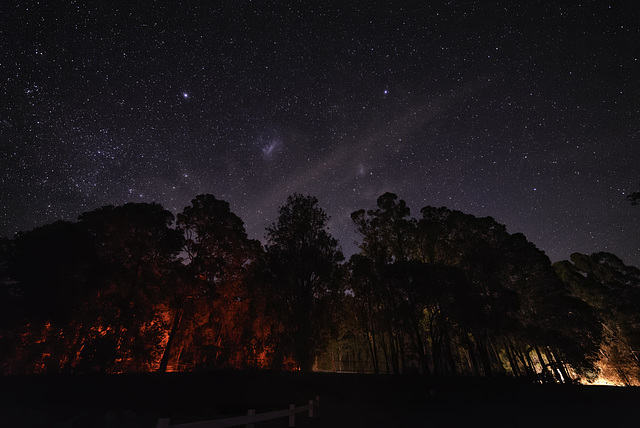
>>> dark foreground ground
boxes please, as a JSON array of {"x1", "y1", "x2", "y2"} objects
[{"x1": 1, "y1": 371, "x2": 638, "y2": 427}]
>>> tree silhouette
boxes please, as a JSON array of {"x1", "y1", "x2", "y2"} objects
[
  {"x1": 4, "y1": 221, "x2": 99, "y2": 373},
  {"x1": 177, "y1": 194, "x2": 259, "y2": 283},
  {"x1": 9, "y1": 221, "x2": 97, "y2": 323},
  {"x1": 555, "y1": 252, "x2": 640, "y2": 384},
  {"x1": 351, "y1": 192, "x2": 416, "y2": 263},
  {"x1": 0, "y1": 191, "x2": 635, "y2": 382},
  {"x1": 171, "y1": 194, "x2": 263, "y2": 370},
  {"x1": 345, "y1": 254, "x2": 383, "y2": 373},
  {"x1": 349, "y1": 193, "x2": 418, "y2": 374},
  {"x1": 334, "y1": 196, "x2": 604, "y2": 380},
  {"x1": 417, "y1": 206, "x2": 601, "y2": 380},
  {"x1": 1, "y1": 203, "x2": 184, "y2": 374},
  {"x1": 76, "y1": 202, "x2": 183, "y2": 372},
  {"x1": 79, "y1": 202, "x2": 183, "y2": 279},
  {"x1": 385, "y1": 260, "x2": 472, "y2": 376},
  {"x1": 265, "y1": 194, "x2": 344, "y2": 371},
  {"x1": 0, "y1": 236, "x2": 17, "y2": 328}
]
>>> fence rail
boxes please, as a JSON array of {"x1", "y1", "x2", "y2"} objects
[{"x1": 156, "y1": 396, "x2": 319, "y2": 428}]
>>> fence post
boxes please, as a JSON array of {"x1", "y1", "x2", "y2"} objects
[
  {"x1": 316, "y1": 395, "x2": 320, "y2": 410},
  {"x1": 289, "y1": 404, "x2": 295, "y2": 427},
  {"x1": 308, "y1": 399, "x2": 314, "y2": 418},
  {"x1": 156, "y1": 418, "x2": 171, "y2": 428},
  {"x1": 246, "y1": 409, "x2": 255, "y2": 428}
]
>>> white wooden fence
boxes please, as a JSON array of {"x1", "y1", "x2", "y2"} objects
[{"x1": 156, "y1": 395, "x2": 319, "y2": 428}]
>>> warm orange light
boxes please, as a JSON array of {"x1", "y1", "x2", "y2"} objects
[{"x1": 584, "y1": 377, "x2": 625, "y2": 386}]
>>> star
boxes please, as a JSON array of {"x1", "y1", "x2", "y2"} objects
[{"x1": 1, "y1": 2, "x2": 638, "y2": 266}]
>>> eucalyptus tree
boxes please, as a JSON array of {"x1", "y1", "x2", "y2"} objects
[
  {"x1": 77, "y1": 202, "x2": 183, "y2": 372},
  {"x1": 351, "y1": 192, "x2": 416, "y2": 263},
  {"x1": 349, "y1": 194, "x2": 416, "y2": 373},
  {"x1": 417, "y1": 206, "x2": 601, "y2": 381},
  {"x1": 4, "y1": 220, "x2": 99, "y2": 373},
  {"x1": 555, "y1": 252, "x2": 640, "y2": 384},
  {"x1": 172, "y1": 194, "x2": 263, "y2": 370},
  {"x1": 2, "y1": 202, "x2": 184, "y2": 373},
  {"x1": 265, "y1": 194, "x2": 344, "y2": 371}
]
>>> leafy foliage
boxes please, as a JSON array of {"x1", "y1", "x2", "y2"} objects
[
  {"x1": 0, "y1": 193, "x2": 636, "y2": 384},
  {"x1": 168, "y1": 194, "x2": 263, "y2": 370},
  {"x1": 628, "y1": 190, "x2": 640, "y2": 206},
  {"x1": 555, "y1": 253, "x2": 640, "y2": 384},
  {"x1": 265, "y1": 194, "x2": 344, "y2": 371}
]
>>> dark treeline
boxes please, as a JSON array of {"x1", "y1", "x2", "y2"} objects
[{"x1": 1, "y1": 193, "x2": 639, "y2": 385}]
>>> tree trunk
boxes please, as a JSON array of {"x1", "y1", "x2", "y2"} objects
[
  {"x1": 545, "y1": 346, "x2": 571, "y2": 384},
  {"x1": 489, "y1": 341, "x2": 504, "y2": 375},
  {"x1": 522, "y1": 345, "x2": 537, "y2": 378},
  {"x1": 478, "y1": 338, "x2": 494, "y2": 377},
  {"x1": 504, "y1": 338, "x2": 520, "y2": 377},
  {"x1": 380, "y1": 333, "x2": 390, "y2": 374},
  {"x1": 368, "y1": 331, "x2": 379, "y2": 374},
  {"x1": 534, "y1": 345, "x2": 552, "y2": 382},
  {"x1": 365, "y1": 297, "x2": 380, "y2": 374},
  {"x1": 444, "y1": 334, "x2": 458, "y2": 376},
  {"x1": 398, "y1": 332, "x2": 406, "y2": 374},
  {"x1": 158, "y1": 306, "x2": 184, "y2": 373},
  {"x1": 388, "y1": 326, "x2": 400, "y2": 375},
  {"x1": 413, "y1": 321, "x2": 431, "y2": 376},
  {"x1": 463, "y1": 334, "x2": 482, "y2": 377}
]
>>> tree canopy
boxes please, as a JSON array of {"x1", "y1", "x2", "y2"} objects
[
  {"x1": 264, "y1": 194, "x2": 344, "y2": 371},
  {"x1": 0, "y1": 192, "x2": 637, "y2": 385}
]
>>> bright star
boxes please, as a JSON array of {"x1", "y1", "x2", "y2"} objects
[{"x1": 182, "y1": 92, "x2": 189, "y2": 98}]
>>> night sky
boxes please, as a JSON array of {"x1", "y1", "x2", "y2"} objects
[{"x1": 2, "y1": 2, "x2": 639, "y2": 265}]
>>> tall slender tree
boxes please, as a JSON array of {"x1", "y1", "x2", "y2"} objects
[
  {"x1": 349, "y1": 193, "x2": 417, "y2": 374},
  {"x1": 555, "y1": 252, "x2": 640, "y2": 384},
  {"x1": 265, "y1": 194, "x2": 344, "y2": 371}
]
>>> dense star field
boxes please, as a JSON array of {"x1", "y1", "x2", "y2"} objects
[{"x1": 2, "y1": 2, "x2": 638, "y2": 263}]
